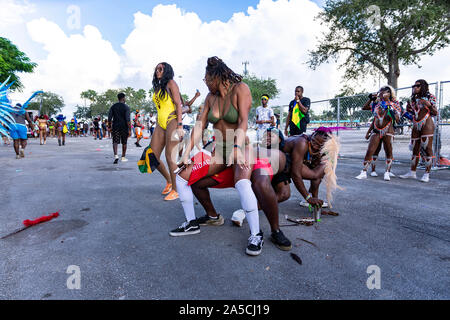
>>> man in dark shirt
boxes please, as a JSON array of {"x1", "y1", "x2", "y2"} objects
[
  {"x1": 284, "y1": 86, "x2": 311, "y2": 136},
  {"x1": 108, "y1": 92, "x2": 131, "y2": 164},
  {"x1": 93, "y1": 118, "x2": 100, "y2": 140}
]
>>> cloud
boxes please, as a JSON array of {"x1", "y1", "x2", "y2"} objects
[
  {"x1": 16, "y1": 18, "x2": 121, "y2": 115},
  {"x1": 6, "y1": 0, "x2": 450, "y2": 117},
  {"x1": 0, "y1": 0, "x2": 35, "y2": 29},
  {"x1": 121, "y1": 0, "x2": 341, "y2": 107}
]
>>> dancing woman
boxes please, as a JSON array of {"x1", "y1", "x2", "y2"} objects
[
  {"x1": 150, "y1": 62, "x2": 184, "y2": 201},
  {"x1": 171, "y1": 56, "x2": 264, "y2": 256},
  {"x1": 400, "y1": 79, "x2": 437, "y2": 182},
  {"x1": 356, "y1": 85, "x2": 400, "y2": 181}
]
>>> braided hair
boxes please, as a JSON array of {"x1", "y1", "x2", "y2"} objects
[
  {"x1": 412, "y1": 79, "x2": 430, "y2": 100},
  {"x1": 152, "y1": 62, "x2": 175, "y2": 100},
  {"x1": 205, "y1": 57, "x2": 242, "y2": 86},
  {"x1": 312, "y1": 127, "x2": 332, "y2": 141}
]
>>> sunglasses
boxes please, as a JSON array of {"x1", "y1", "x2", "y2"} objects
[
  {"x1": 156, "y1": 67, "x2": 163, "y2": 72},
  {"x1": 412, "y1": 84, "x2": 421, "y2": 88}
]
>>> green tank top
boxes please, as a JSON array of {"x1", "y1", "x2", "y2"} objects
[{"x1": 207, "y1": 85, "x2": 239, "y2": 124}]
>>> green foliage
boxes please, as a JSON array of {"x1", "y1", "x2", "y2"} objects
[
  {"x1": 81, "y1": 87, "x2": 156, "y2": 118},
  {"x1": 313, "y1": 88, "x2": 371, "y2": 122},
  {"x1": 27, "y1": 91, "x2": 64, "y2": 117},
  {"x1": 441, "y1": 104, "x2": 450, "y2": 120},
  {"x1": 0, "y1": 37, "x2": 37, "y2": 91},
  {"x1": 74, "y1": 105, "x2": 91, "y2": 120},
  {"x1": 242, "y1": 75, "x2": 280, "y2": 108},
  {"x1": 242, "y1": 74, "x2": 280, "y2": 123},
  {"x1": 308, "y1": 0, "x2": 450, "y2": 88}
]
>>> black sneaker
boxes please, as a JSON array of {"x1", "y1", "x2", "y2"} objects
[
  {"x1": 169, "y1": 220, "x2": 200, "y2": 237},
  {"x1": 196, "y1": 214, "x2": 224, "y2": 226},
  {"x1": 246, "y1": 231, "x2": 264, "y2": 256},
  {"x1": 270, "y1": 230, "x2": 292, "y2": 251}
]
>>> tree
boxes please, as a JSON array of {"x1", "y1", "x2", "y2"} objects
[
  {"x1": 27, "y1": 91, "x2": 64, "y2": 117},
  {"x1": 92, "y1": 89, "x2": 120, "y2": 118},
  {"x1": 123, "y1": 87, "x2": 147, "y2": 111},
  {"x1": 308, "y1": 0, "x2": 450, "y2": 88},
  {"x1": 242, "y1": 75, "x2": 280, "y2": 123},
  {"x1": 441, "y1": 105, "x2": 450, "y2": 121},
  {"x1": 74, "y1": 105, "x2": 91, "y2": 120},
  {"x1": 80, "y1": 89, "x2": 98, "y2": 103},
  {"x1": 242, "y1": 75, "x2": 280, "y2": 108},
  {"x1": 0, "y1": 37, "x2": 37, "y2": 91},
  {"x1": 323, "y1": 85, "x2": 370, "y2": 123},
  {"x1": 81, "y1": 87, "x2": 156, "y2": 119}
]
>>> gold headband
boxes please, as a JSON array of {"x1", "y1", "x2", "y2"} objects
[{"x1": 261, "y1": 95, "x2": 269, "y2": 100}]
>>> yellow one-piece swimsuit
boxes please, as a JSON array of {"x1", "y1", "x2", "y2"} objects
[{"x1": 153, "y1": 90, "x2": 177, "y2": 130}]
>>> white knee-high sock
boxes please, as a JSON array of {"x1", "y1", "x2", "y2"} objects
[
  {"x1": 235, "y1": 179, "x2": 260, "y2": 236},
  {"x1": 176, "y1": 175, "x2": 196, "y2": 222}
]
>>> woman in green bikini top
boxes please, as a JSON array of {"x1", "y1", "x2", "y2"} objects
[
  {"x1": 179, "y1": 56, "x2": 255, "y2": 178},
  {"x1": 180, "y1": 56, "x2": 252, "y2": 172},
  {"x1": 207, "y1": 93, "x2": 239, "y2": 125},
  {"x1": 173, "y1": 57, "x2": 263, "y2": 253}
]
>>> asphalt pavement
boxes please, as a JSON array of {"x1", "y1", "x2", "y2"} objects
[{"x1": 0, "y1": 134, "x2": 449, "y2": 300}]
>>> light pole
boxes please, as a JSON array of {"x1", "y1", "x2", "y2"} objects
[
  {"x1": 242, "y1": 61, "x2": 249, "y2": 76},
  {"x1": 178, "y1": 75, "x2": 182, "y2": 90}
]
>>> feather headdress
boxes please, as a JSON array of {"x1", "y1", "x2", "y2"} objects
[
  {"x1": 0, "y1": 77, "x2": 43, "y2": 138},
  {"x1": 320, "y1": 133, "x2": 344, "y2": 208}
]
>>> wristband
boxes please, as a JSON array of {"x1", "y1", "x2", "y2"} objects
[
  {"x1": 178, "y1": 122, "x2": 183, "y2": 126},
  {"x1": 305, "y1": 194, "x2": 312, "y2": 201},
  {"x1": 234, "y1": 144, "x2": 242, "y2": 150}
]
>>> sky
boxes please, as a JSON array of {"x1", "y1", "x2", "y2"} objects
[{"x1": 1, "y1": 0, "x2": 448, "y2": 117}]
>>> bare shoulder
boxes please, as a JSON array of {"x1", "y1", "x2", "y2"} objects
[
  {"x1": 167, "y1": 79, "x2": 179, "y2": 89},
  {"x1": 203, "y1": 93, "x2": 215, "y2": 110},
  {"x1": 234, "y1": 82, "x2": 250, "y2": 94},
  {"x1": 290, "y1": 136, "x2": 308, "y2": 155}
]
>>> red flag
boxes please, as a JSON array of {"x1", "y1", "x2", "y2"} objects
[{"x1": 23, "y1": 212, "x2": 59, "y2": 227}]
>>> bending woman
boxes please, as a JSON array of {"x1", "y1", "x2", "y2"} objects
[
  {"x1": 400, "y1": 79, "x2": 437, "y2": 182},
  {"x1": 355, "y1": 85, "x2": 400, "y2": 181},
  {"x1": 150, "y1": 62, "x2": 184, "y2": 201},
  {"x1": 171, "y1": 56, "x2": 263, "y2": 256}
]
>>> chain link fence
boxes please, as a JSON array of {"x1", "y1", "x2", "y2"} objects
[
  {"x1": 437, "y1": 81, "x2": 450, "y2": 167},
  {"x1": 272, "y1": 81, "x2": 449, "y2": 169}
]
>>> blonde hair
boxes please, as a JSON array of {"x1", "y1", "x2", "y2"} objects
[{"x1": 320, "y1": 134, "x2": 344, "y2": 208}]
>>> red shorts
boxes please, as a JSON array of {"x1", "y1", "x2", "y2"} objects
[{"x1": 211, "y1": 158, "x2": 274, "y2": 189}]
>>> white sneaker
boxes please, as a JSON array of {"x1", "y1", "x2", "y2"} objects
[
  {"x1": 389, "y1": 172, "x2": 395, "y2": 177},
  {"x1": 121, "y1": 157, "x2": 128, "y2": 162},
  {"x1": 400, "y1": 171, "x2": 417, "y2": 179},
  {"x1": 355, "y1": 171, "x2": 367, "y2": 180},
  {"x1": 231, "y1": 209, "x2": 246, "y2": 227},
  {"x1": 384, "y1": 172, "x2": 391, "y2": 181},
  {"x1": 421, "y1": 173, "x2": 430, "y2": 183},
  {"x1": 299, "y1": 200, "x2": 328, "y2": 208},
  {"x1": 370, "y1": 171, "x2": 378, "y2": 177}
]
